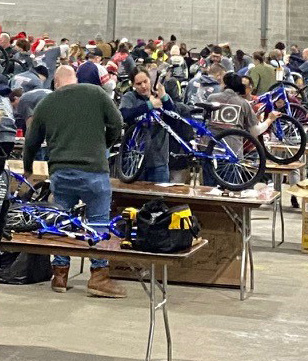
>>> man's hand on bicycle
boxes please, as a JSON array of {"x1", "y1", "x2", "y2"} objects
[{"x1": 267, "y1": 111, "x2": 282, "y2": 124}]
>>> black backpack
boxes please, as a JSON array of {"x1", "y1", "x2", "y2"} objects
[{"x1": 134, "y1": 198, "x2": 200, "y2": 253}]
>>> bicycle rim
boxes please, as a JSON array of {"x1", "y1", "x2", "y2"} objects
[
  {"x1": 259, "y1": 115, "x2": 306, "y2": 164},
  {"x1": 289, "y1": 103, "x2": 308, "y2": 124},
  {"x1": 118, "y1": 125, "x2": 148, "y2": 183},
  {"x1": 208, "y1": 129, "x2": 266, "y2": 191}
]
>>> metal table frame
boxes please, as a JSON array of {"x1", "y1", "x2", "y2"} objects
[
  {"x1": 130, "y1": 264, "x2": 171, "y2": 361},
  {"x1": 272, "y1": 173, "x2": 285, "y2": 248},
  {"x1": 0, "y1": 235, "x2": 206, "y2": 361},
  {"x1": 222, "y1": 206, "x2": 254, "y2": 300},
  {"x1": 267, "y1": 162, "x2": 306, "y2": 248},
  {"x1": 265, "y1": 153, "x2": 307, "y2": 248}
]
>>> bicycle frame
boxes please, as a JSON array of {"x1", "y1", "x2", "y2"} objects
[
  {"x1": 10, "y1": 171, "x2": 36, "y2": 201},
  {"x1": 133, "y1": 109, "x2": 240, "y2": 163},
  {"x1": 11, "y1": 204, "x2": 126, "y2": 246},
  {"x1": 256, "y1": 86, "x2": 290, "y2": 141}
]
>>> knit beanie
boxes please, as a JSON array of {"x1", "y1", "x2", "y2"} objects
[{"x1": 170, "y1": 45, "x2": 180, "y2": 56}]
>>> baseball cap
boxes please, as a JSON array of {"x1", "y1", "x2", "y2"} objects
[
  {"x1": 90, "y1": 48, "x2": 103, "y2": 57},
  {"x1": 34, "y1": 65, "x2": 49, "y2": 79}
]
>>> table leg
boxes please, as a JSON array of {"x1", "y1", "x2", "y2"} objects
[
  {"x1": 248, "y1": 237, "x2": 254, "y2": 290},
  {"x1": 129, "y1": 263, "x2": 173, "y2": 361},
  {"x1": 223, "y1": 206, "x2": 253, "y2": 300},
  {"x1": 300, "y1": 154, "x2": 306, "y2": 180},
  {"x1": 272, "y1": 173, "x2": 284, "y2": 248},
  {"x1": 240, "y1": 208, "x2": 247, "y2": 301},
  {"x1": 279, "y1": 197, "x2": 285, "y2": 246},
  {"x1": 272, "y1": 199, "x2": 277, "y2": 248},
  {"x1": 146, "y1": 264, "x2": 156, "y2": 361},
  {"x1": 80, "y1": 257, "x2": 85, "y2": 274},
  {"x1": 162, "y1": 265, "x2": 172, "y2": 361},
  {"x1": 246, "y1": 208, "x2": 254, "y2": 291}
]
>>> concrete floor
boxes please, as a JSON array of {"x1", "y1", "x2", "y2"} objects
[{"x1": 1, "y1": 186, "x2": 308, "y2": 361}]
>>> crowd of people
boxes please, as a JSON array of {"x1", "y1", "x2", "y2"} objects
[{"x1": 0, "y1": 29, "x2": 307, "y2": 295}]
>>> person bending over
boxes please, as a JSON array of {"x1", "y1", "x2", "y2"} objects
[{"x1": 23, "y1": 66, "x2": 125, "y2": 298}]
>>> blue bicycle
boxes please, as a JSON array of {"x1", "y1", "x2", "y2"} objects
[
  {"x1": 118, "y1": 104, "x2": 266, "y2": 191},
  {"x1": 10, "y1": 171, "x2": 51, "y2": 203},
  {"x1": 254, "y1": 85, "x2": 306, "y2": 164},
  {"x1": 5, "y1": 202, "x2": 126, "y2": 246}
]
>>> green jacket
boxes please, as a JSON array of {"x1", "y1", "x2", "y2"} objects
[
  {"x1": 24, "y1": 83, "x2": 122, "y2": 175},
  {"x1": 249, "y1": 63, "x2": 276, "y2": 95}
]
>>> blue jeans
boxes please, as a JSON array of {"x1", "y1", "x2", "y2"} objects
[
  {"x1": 141, "y1": 165, "x2": 170, "y2": 183},
  {"x1": 35, "y1": 147, "x2": 49, "y2": 161},
  {"x1": 202, "y1": 161, "x2": 218, "y2": 187},
  {"x1": 50, "y1": 169, "x2": 111, "y2": 269}
]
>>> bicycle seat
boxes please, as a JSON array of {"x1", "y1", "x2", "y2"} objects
[
  {"x1": 190, "y1": 107, "x2": 204, "y2": 115},
  {"x1": 195, "y1": 102, "x2": 221, "y2": 111}
]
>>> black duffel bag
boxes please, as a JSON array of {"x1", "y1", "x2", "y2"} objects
[
  {"x1": 134, "y1": 198, "x2": 200, "y2": 253},
  {"x1": 0, "y1": 147, "x2": 52, "y2": 285}
]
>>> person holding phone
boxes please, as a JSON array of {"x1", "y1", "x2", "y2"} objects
[{"x1": 120, "y1": 66, "x2": 174, "y2": 182}]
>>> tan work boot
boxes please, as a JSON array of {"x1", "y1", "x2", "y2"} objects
[
  {"x1": 87, "y1": 267, "x2": 127, "y2": 298},
  {"x1": 51, "y1": 265, "x2": 70, "y2": 293}
]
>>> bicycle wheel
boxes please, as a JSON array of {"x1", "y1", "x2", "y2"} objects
[
  {"x1": 207, "y1": 129, "x2": 266, "y2": 191},
  {"x1": 289, "y1": 103, "x2": 308, "y2": 125},
  {"x1": 5, "y1": 202, "x2": 65, "y2": 232},
  {"x1": 258, "y1": 114, "x2": 306, "y2": 164},
  {"x1": 118, "y1": 124, "x2": 149, "y2": 183},
  {"x1": 22, "y1": 180, "x2": 51, "y2": 202},
  {"x1": 268, "y1": 81, "x2": 308, "y2": 103}
]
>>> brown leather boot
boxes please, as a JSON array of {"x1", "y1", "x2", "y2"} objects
[
  {"x1": 87, "y1": 267, "x2": 127, "y2": 298},
  {"x1": 51, "y1": 266, "x2": 70, "y2": 293}
]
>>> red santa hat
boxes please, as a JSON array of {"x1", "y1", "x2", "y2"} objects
[
  {"x1": 154, "y1": 39, "x2": 164, "y2": 48},
  {"x1": 44, "y1": 38, "x2": 55, "y2": 47},
  {"x1": 86, "y1": 40, "x2": 96, "y2": 49},
  {"x1": 12, "y1": 32, "x2": 27, "y2": 40},
  {"x1": 11, "y1": 32, "x2": 27, "y2": 46},
  {"x1": 31, "y1": 38, "x2": 46, "y2": 54}
]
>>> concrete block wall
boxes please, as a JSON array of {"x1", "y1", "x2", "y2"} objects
[
  {"x1": 1, "y1": 0, "x2": 307, "y2": 54},
  {"x1": 288, "y1": 0, "x2": 308, "y2": 49},
  {"x1": 0, "y1": 0, "x2": 108, "y2": 44},
  {"x1": 115, "y1": 0, "x2": 288, "y2": 54}
]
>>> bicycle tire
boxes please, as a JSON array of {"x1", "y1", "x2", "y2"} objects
[
  {"x1": 5, "y1": 202, "x2": 66, "y2": 232},
  {"x1": 118, "y1": 124, "x2": 149, "y2": 183},
  {"x1": 22, "y1": 181, "x2": 51, "y2": 202},
  {"x1": 289, "y1": 103, "x2": 308, "y2": 125},
  {"x1": 207, "y1": 128, "x2": 266, "y2": 191},
  {"x1": 268, "y1": 81, "x2": 308, "y2": 104},
  {"x1": 6, "y1": 219, "x2": 40, "y2": 233},
  {"x1": 258, "y1": 114, "x2": 306, "y2": 164}
]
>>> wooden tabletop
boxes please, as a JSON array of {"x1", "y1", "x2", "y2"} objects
[
  {"x1": 265, "y1": 161, "x2": 306, "y2": 174},
  {"x1": 0, "y1": 234, "x2": 207, "y2": 267},
  {"x1": 111, "y1": 179, "x2": 279, "y2": 207}
]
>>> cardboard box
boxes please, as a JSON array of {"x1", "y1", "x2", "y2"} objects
[
  {"x1": 7, "y1": 160, "x2": 49, "y2": 194},
  {"x1": 288, "y1": 180, "x2": 308, "y2": 253},
  {"x1": 110, "y1": 197, "x2": 242, "y2": 287}
]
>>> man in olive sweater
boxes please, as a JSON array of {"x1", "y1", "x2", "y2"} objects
[{"x1": 23, "y1": 66, "x2": 126, "y2": 298}]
